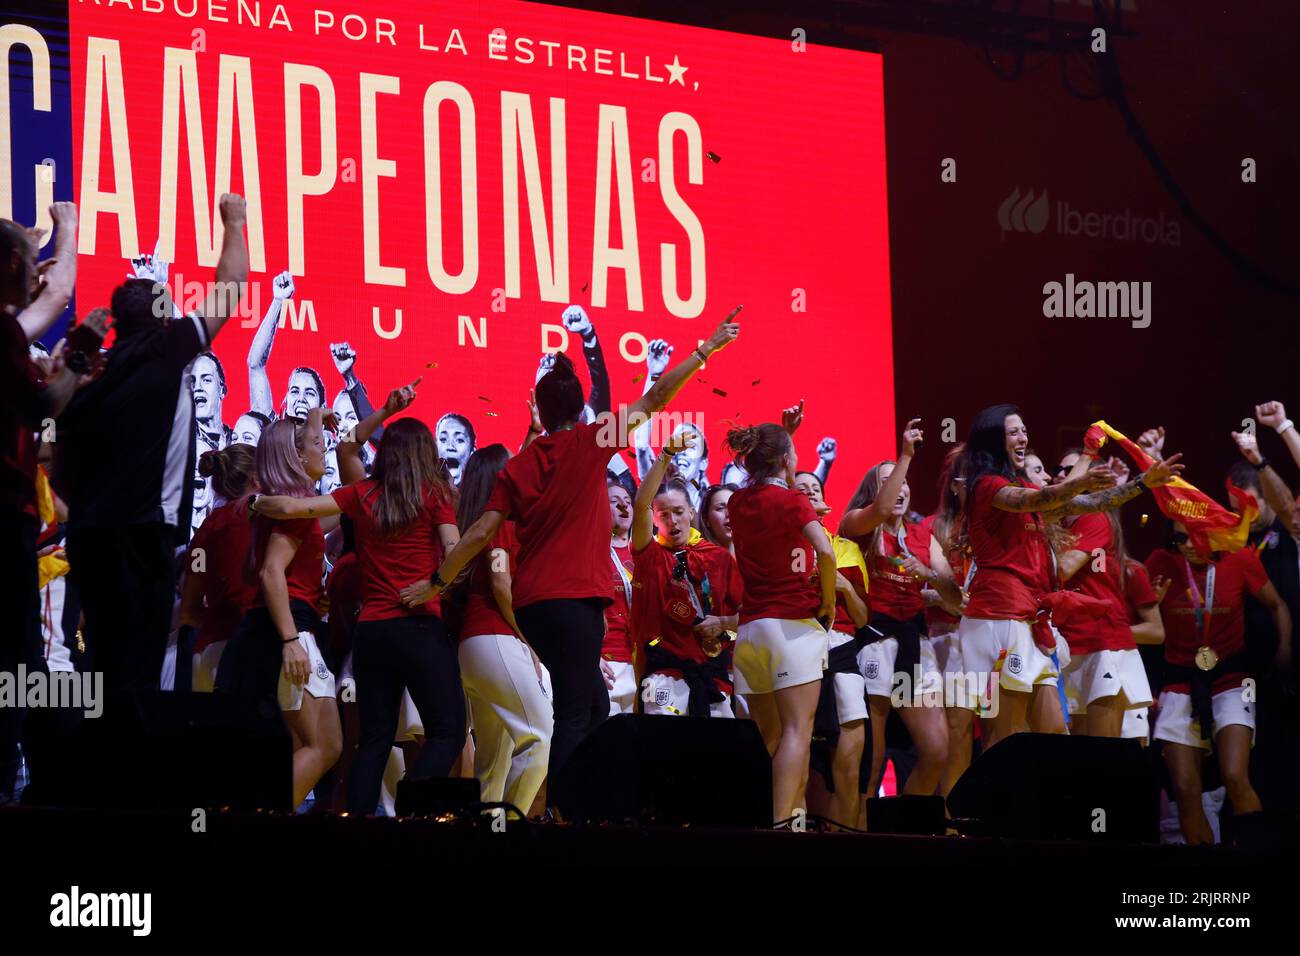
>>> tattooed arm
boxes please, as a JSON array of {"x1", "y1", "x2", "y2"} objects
[
  {"x1": 1054, "y1": 454, "x2": 1186, "y2": 518},
  {"x1": 992, "y1": 464, "x2": 1115, "y2": 513}
]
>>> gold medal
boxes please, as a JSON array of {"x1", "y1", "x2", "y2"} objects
[
  {"x1": 1195, "y1": 645, "x2": 1218, "y2": 671},
  {"x1": 701, "y1": 634, "x2": 723, "y2": 658}
]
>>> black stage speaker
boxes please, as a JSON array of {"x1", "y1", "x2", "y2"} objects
[
  {"x1": 866, "y1": 795, "x2": 947, "y2": 835},
  {"x1": 23, "y1": 691, "x2": 292, "y2": 813},
  {"x1": 556, "y1": 714, "x2": 771, "y2": 827},
  {"x1": 947, "y1": 733, "x2": 1159, "y2": 843},
  {"x1": 394, "y1": 777, "x2": 481, "y2": 818}
]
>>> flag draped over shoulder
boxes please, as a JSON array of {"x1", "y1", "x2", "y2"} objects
[{"x1": 1088, "y1": 421, "x2": 1256, "y2": 555}]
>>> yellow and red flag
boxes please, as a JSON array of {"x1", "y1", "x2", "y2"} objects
[{"x1": 1088, "y1": 421, "x2": 1255, "y2": 555}]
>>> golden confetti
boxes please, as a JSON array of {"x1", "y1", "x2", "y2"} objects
[
  {"x1": 706, "y1": 151, "x2": 721, "y2": 164},
  {"x1": 485, "y1": 411, "x2": 499, "y2": 417},
  {"x1": 425, "y1": 361, "x2": 439, "y2": 368},
  {"x1": 1140, "y1": 513, "x2": 1149, "y2": 527},
  {"x1": 631, "y1": 373, "x2": 644, "y2": 384},
  {"x1": 712, "y1": 387, "x2": 728, "y2": 398},
  {"x1": 477, "y1": 395, "x2": 492, "y2": 402}
]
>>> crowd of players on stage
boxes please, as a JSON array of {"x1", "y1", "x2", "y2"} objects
[{"x1": 3, "y1": 196, "x2": 1296, "y2": 845}]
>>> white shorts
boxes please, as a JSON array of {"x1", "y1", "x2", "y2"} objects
[
  {"x1": 607, "y1": 660, "x2": 637, "y2": 716},
  {"x1": 1153, "y1": 686, "x2": 1255, "y2": 752},
  {"x1": 1122, "y1": 706, "x2": 1150, "y2": 741},
  {"x1": 640, "y1": 671, "x2": 734, "y2": 718},
  {"x1": 929, "y1": 631, "x2": 973, "y2": 708},
  {"x1": 957, "y1": 617, "x2": 1059, "y2": 706},
  {"x1": 1063, "y1": 648, "x2": 1153, "y2": 715},
  {"x1": 395, "y1": 688, "x2": 423, "y2": 742},
  {"x1": 191, "y1": 639, "x2": 228, "y2": 694},
  {"x1": 828, "y1": 632, "x2": 868, "y2": 723},
  {"x1": 277, "y1": 630, "x2": 336, "y2": 712},
  {"x1": 856, "y1": 635, "x2": 941, "y2": 703},
  {"x1": 733, "y1": 617, "x2": 829, "y2": 695}
]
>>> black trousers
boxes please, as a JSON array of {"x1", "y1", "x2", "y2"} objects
[
  {"x1": 348, "y1": 615, "x2": 465, "y2": 814},
  {"x1": 0, "y1": 512, "x2": 40, "y2": 798},
  {"x1": 66, "y1": 524, "x2": 176, "y2": 699},
  {"x1": 516, "y1": 598, "x2": 608, "y2": 805}
]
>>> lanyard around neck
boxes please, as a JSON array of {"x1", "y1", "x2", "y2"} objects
[{"x1": 1182, "y1": 556, "x2": 1215, "y2": 641}]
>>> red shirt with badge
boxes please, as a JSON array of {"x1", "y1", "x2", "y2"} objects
[
  {"x1": 964, "y1": 475, "x2": 1053, "y2": 620},
  {"x1": 856, "y1": 519, "x2": 931, "y2": 621},
  {"x1": 485, "y1": 422, "x2": 623, "y2": 609},
  {"x1": 1058, "y1": 513, "x2": 1134, "y2": 655},
  {"x1": 921, "y1": 514, "x2": 969, "y2": 632},
  {"x1": 458, "y1": 521, "x2": 520, "y2": 641},
  {"x1": 631, "y1": 537, "x2": 743, "y2": 689},
  {"x1": 188, "y1": 498, "x2": 255, "y2": 650},
  {"x1": 1145, "y1": 547, "x2": 1268, "y2": 694},
  {"x1": 331, "y1": 479, "x2": 457, "y2": 621},
  {"x1": 602, "y1": 541, "x2": 635, "y2": 663},
  {"x1": 728, "y1": 481, "x2": 821, "y2": 623},
  {"x1": 249, "y1": 514, "x2": 325, "y2": 615}
]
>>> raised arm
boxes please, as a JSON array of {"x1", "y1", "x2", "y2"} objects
[
  {"x1": 1231, "y1": 426, "x2": 1295, "y2": 529},
  {"x1": 838, "y1": 419, "x2": 922, "y2": 538},
  {"x1": 632, "y1": 338, "x2": 670, "y2": 479},
  {"x1": 246, "y1": 269, "x2": 293, "y2": 416},
  {"x1": 337, "y1": 376, "x2": 420, "y2": 485},
  {"x1": 18, "y1": 202, "x2": 78, "y2": 343},
  {"x1": 624, "y1": 314, "x2": 740, "y2": 432},
  {"x1": 521, "y1": 388, "x2": 544, "y2": 451},
  {"x1": 563, "y1": 305, "x2": 610, "y2": 416},
  {"x1": 198, "y1": 194, "x2": 250, "y2": 343},
  {"x1": 633, "y1": 432, "x2": 693, "y2": 551},
  {"x1": 814, "y1": 438, "x2": 836, "y2": 487},
  {"x1": 1255, "y1": 402, "x2": 1300, "y2": 475},
  {"x1": 1052, "y1": 456, "x2": 1184, "y2": 518},
  {"x1": 993, "y1": 462, "x2": 1118, "y2": 513}
]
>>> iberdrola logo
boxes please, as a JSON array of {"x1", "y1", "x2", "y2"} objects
[{"x1": 998, "y1": 187, "x2": 1049, "y2": 236}]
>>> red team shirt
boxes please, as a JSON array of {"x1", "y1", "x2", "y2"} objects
[
  {"x1": 249, "y1": 514, "x2": 325, "y2": 614},
  {"x1": 188, "y1": 499, "x2": 256, "y2": 650},
  {"x1": 1145, "y1": 547, "x2": 1269, "y2": 694},
  {"x1": 964, "y1": 475, "x2": 1053, "y2": 620},
  {"x1": 830, "y1": 543, "x2": 869, "y2": 636},
  {"x1": 457, "y1": 521, "x2": 521, "y2": 641},
  {"x1": 728, "y1": 481, "x2": 820, "y2": 623},
  {"x1": 1124, "y1": 559, "x2": 1159, "y2": 623},
  {"x1": 858, "y1": 519, "x2": 931, "y2": 621},
  {"x1": 630, "y1": 538, "x2": 743, "y2": 688},
  {"x1": 921, "y1": 514, "x2": 968, "y2": 632},
  {"x1": 1058, "y1": 513, "x2": 1135, "y2": 655},
  {"x1": 602, "y1": 541, "x2": 635, "y2": 663},
  {"x1": 331, "y1": 479, "x2": 457, "y2": 622},
  {"x1": 485, "y1": 422, "x2": 621, "y2": 609}
]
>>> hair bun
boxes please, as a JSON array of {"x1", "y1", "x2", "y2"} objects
[{"x1": 197, "y1": 448, "x2": 222, "y2": 478}]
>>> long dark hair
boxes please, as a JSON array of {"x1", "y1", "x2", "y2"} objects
[
  {"x1": 456, "y1": 443, "x2": 511, "y2": 532},
  {"x1": 957, "y1": 404, "x2": 1020, "y2": 519},
  {"x1": 724, "y1": 423, "x2": 790, "y2": 485},
  {"x1": 534, "y1": 353, "x2": 584, "y2": 432},
  {"x1": 369, "y1": 418, "x2": 449, "y2": 536}
]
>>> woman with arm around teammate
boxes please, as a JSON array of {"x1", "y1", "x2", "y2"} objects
[
  {"x1": 251, "y1": 380, "x2": 467, "y2": 813},
  {"x1": 726, "y1": 423, "x2": 837, "y2": 825},
  {"x1": 217, "y1": 408, "x2": 341, "y2": 809},
  {"x1": 400, "y1": 315, "x2": 740, "y2": 811}
]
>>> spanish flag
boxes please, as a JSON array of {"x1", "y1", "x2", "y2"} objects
[{"x1": 1089, "y1": 421, "x2": 1255, "y2": 555}]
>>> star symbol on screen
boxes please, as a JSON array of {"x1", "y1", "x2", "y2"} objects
[{"x1": 666, "y1": 54, "x2": 688, "y2": 86}]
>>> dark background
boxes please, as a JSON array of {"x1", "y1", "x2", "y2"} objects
[{"x1": 547, "y1": 0, "x2": 1300, "y2": 542}]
